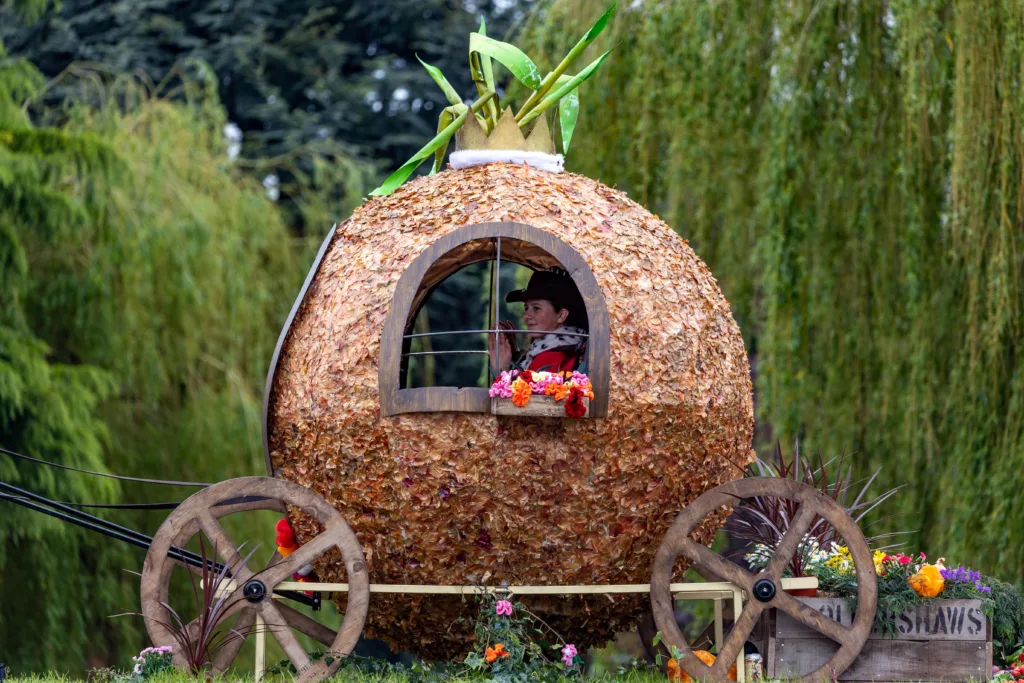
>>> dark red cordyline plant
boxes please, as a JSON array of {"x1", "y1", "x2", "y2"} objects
[
  {"x1": 121, "y1": 538, "x2": 260, "y2": 675},
  {"x1": 725, "y1": 441, "x2": 908, "y2": 577}
]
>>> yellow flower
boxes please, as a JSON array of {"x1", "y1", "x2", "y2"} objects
[
  {"x1": 825, "y1": 545, "x2": 853, "y2": 573},
  {"x1": 873, "y1": 550, "x2": 886, "y2": 574}
]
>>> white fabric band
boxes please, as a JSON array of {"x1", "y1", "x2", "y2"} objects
[{"x1": 449, "y1": 149, "x2": 564, "y2": 173}]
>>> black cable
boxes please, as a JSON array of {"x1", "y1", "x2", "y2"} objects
[
  {"x1": 0, "y1": 486, "x2": 317, "y2": 608},
  {"x1": 0, "y1": 481, "x2": 224, "y2": 576},
  {"x1": 0, "y1": 480, "x2": 157, "y2": 546},
  {"x1": 0, "y1": 445, "x2": 212, "y2": 487},
  {"x1": 58, "y1": 501, "x2": 182, "y2": 510}
]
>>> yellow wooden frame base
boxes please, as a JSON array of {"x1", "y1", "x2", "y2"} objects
[{"x1": 247, "y1": 578, "x2": 819, "y2": 682}]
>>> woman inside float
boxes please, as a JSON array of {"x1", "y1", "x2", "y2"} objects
[{"x1": 488, "y1": 269, "x2": 588, "y2": 375}]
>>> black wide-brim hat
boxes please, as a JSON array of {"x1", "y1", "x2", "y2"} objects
[{"x1": 506, "y1": 270, "x2": 586, "y2": 320}]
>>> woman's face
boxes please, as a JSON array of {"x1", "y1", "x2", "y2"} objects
[{"x1": 523, "y1": 299, "x2": 568, "y2": 339}]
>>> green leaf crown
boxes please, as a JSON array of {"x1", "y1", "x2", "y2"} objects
[{"x1": 370, "y1": 3, "x2": 616, "y2": 197}]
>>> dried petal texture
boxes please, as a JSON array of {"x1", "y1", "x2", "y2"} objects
[{"x1": 266, "y1": 163, "x2": 754, "y2": 655}]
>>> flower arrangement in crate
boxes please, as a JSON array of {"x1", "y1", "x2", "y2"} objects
[
  {"x1": 732, "y1": 443, "x2": 1024, "y2": 658},
  {"x1": 728, "y1": 442, "x2": 904, "y2": 585},
  {"x1": 489, "y1": 369, "x2": 593, "y2": 417}
]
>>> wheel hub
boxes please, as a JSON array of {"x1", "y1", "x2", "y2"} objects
[
  {"x1": 753, "y1": 577, "x2": 776, "y2": 602},
  {"x1": 244, "y1": 579, "x2": 268, "y2": 603}
]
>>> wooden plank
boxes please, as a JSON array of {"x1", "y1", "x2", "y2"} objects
[
  {"x1": 776, "y1": 598, "x2": 988, "y2": 641},
  {"x1": 272, "y1": 580, "x2": 744, "y2": 594},
  {"x1": 492, "y1": 394, "x2": 589, "y2": 417},
  {"x1": 772, "y1": 637, "x2": 991, "y2": 681},
  {"x1": 262, "y1": 221, "x2": 341, "y2": 474}
]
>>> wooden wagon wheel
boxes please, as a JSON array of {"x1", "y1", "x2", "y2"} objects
[
  {"x1": 650, "y1": 478, "x2": 878, "y2": 683},
  {"x1": 141, "y1": 476, "x2": 369, "y2": 683}
]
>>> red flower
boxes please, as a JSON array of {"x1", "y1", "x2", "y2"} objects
[
  {"x1": 519, "y1": 369, "x2": 534, "y2": 383},
  {"x1": 564, "y1": 386, "x2": 587, "y2": 418},
  {"x1": 899, "y1": 555, "x2": 912, "y2": 565}
]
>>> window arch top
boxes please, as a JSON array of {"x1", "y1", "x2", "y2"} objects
[{"x1": 379, "y1": 221, "x2": 609, "y2": 417}]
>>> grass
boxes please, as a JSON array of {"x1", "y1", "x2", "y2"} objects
[
  {"x1": 7, "y1": 673, "x2": 997, "y2": 683},
  {"x1": 8, "y1": 668, "x2": 673, "y2": 683}
]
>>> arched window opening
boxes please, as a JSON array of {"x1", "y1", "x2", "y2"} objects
[{"x1": 379, "y1": 222, "x2": 609, "y2": 417}]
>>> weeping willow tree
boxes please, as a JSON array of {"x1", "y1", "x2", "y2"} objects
[
  {"x1": 1, "y1": 0, "x2": 371, "y2": 668},
  {"x1": 521, "y1": 0, "x2": 1024, "y2": 583}
]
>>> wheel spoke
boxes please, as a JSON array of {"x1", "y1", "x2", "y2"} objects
[
  {"x1": 184, "y1": 616, "x2": 202, "y2": 643},
  {"x1": 197, "y1": 511, "x2": 253, "y2": 581},
  {"x1": 211, "y1": 607, "x2": 258, "y2": 670},
  {"x1": 276, "y1": 601, "x2": 338, "y2": 646},
  {"x1": 261, "y1": 600, "x2": 312, "y2": 670},
  {"x1": 774, "y1": 590, "x2": 852, "y2": 643},
  {"x1": 715, "y1": 601, "x2": 765, "y2": 675},
  {"x1": 764, "y1": 504, "x2": 816, "y2": 580},
  {"x1": 674, "y1": 534, "x2": 755, "y2": 591},
  {"x1": 260, "y1": 523, "x2": 340, "y2": 587}
]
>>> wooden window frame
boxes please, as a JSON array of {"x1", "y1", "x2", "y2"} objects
[{"x1": 379, "y1": 221, "x2": 609, "y2": 417}]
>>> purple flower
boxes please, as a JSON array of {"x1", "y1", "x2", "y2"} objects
[
  {"x1": 561, "y1": 643, "x2": 578, "y2": 666},
  {"x1": 495, "y1": 599, "x2": 513, "y2": 616}
]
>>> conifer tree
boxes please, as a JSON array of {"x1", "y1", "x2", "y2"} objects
[{"x1": 0, "y1": 0, "x2": 532, "y2": 229}]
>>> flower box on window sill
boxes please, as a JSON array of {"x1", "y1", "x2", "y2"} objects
[{"x1": 491, "y1": 394, "x2": 590, "y2": 418}]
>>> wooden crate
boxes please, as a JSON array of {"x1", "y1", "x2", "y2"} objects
[
  {"x1": 755, "y1": 598, "x2": 992, "y2": 682},
  {"x1": 491, "y1": 395, "x2": 589, "y2": 417}
]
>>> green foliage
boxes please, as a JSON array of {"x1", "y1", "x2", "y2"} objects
[
  {"x1": 989, "y1": 579, "x2": 1024, "y2": 659},
  {"x1": 0, "y1": 0, "x2": 531, "y2": 224},
  {"x1": 1, "y1": 1, "x2": 139, "y2": 670},
  {"x1": 521, "y1": 0, "x2": 1024, "y2": 588},
  {"x1": 0, "y1": 14, "x2": 315, "y2": 670}
]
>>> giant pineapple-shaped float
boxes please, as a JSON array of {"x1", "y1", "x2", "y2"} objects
[
  {"x1": 261, "y1": 7, "x2": 755, "y2": 656},
  {"x1": 140, "y1": 11, "x2": 890, "y2": 683}
]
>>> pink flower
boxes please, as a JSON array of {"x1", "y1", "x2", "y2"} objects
[
  {"x1": 495, "y1": 599, "x2": 513, "y2": 616},
  {"x1": 899, "y1": 555, "x2": 912, "y2": 565},
  {"x1": 561, "y1": 643, "x2": 578, "y2": 666}
]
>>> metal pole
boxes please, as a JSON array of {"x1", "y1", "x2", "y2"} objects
[{"x1": 493, "y1": 236, "x2": 502, "y2": 375}]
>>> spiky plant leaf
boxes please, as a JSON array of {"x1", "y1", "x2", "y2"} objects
[
  {"x1": 520, "y1": 49, "x2": 613, "y2": 126},
  {"x1": 469, "y1": 33, "x2": 543, "y2": 91},
  {"x1": 553, "y1": 75, "x2": 579, "y2": 154},
  {"x1": 516, "y1": 2, "x2": 616, "y2": 120},
  {"x1": 416, "y1": 55, "x2": 463, "y2": 107},
  {"x1": 431, "y1": 104, "x2": 468, "y2": 174},
  {"x1": 370, "y1": 91, "x2": 493, "y2": 196}
]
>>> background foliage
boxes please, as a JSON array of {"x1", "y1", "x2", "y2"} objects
[
  {"x1": 521, "y1": 0, "x2": 1024, "y2": 584},
  {"x1": 3, "y1": 0, "x2": 1024, "y2": 674},
  {"x1": 0, "y1": 0, "x2": 531, "y2": 231}
]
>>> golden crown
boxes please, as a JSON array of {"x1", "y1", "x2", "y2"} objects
[{"x1": 455, "y1": 107, "x2": 554, "y2": 154}]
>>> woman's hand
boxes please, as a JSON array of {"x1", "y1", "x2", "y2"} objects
[{"x1": 487, "y1": 322, "x2": 513, "y2": 374}]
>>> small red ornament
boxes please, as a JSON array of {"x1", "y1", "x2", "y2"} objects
[{"x1": 275, "y1": 518, "x2": 295, "y2": 547}]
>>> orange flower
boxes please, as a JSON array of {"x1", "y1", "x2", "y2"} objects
[
  {"x1": 666, "y1": 658, "x2": 683, "y2": 682},
  {"x1": 551, "y1": 383, "x2": 570, "y2": 401},
  {"x1": 511, "y1": 378, "x2": 531, "y2": 407},
  {"x1": 485, "y1": 643, "x2": 509, "y2": 663},
  {"x1": 666, "y1": 651, "x2": 723, "y2": 683}
]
